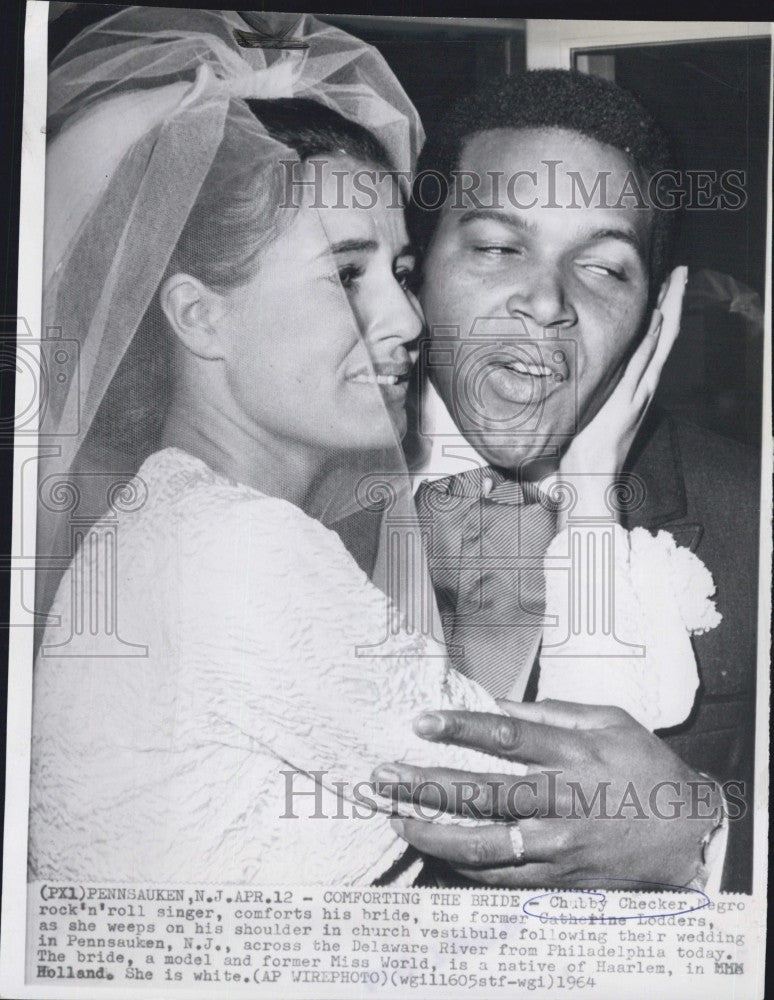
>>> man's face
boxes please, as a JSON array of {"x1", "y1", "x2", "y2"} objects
[{"x1": 420, "y1": 127, "x2": 653, "y2": 472}]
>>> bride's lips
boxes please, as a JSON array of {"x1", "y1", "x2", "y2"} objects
[
  {"x1": 345, "y1": 359, "x2": 413, "y2": 396},
  {"x1": 348, "y1": 370, "x2": 411, "y2": 386}
]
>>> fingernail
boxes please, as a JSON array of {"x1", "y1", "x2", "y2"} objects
[
  {"x1": 390, "y1": 817, "x2": 405, "y2": 836},
  {"x1": 372, "y1": 765, "x2": 401, "y2": 784},
  {"x1": 415, "y1": 713, "x2": 443, "y2": 737}
]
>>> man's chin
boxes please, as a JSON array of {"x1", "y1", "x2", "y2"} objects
[{"x1": 468, "y1": 435, "x2": 567, "y2": 480}]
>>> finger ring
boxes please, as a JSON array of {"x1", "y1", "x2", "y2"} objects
[{"x1": 508, "y1": 822, "x2": 526, "y2": 864}]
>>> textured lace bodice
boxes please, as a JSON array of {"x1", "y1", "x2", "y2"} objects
[{"x1": 29, "y1": 448, "x2": 519, "y2": 886}]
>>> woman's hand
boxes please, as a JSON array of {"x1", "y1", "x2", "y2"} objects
[{"x1": 544, "y1": 266, "x2": 688, "y2": 522}]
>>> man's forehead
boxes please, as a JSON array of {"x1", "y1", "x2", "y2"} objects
[
  {"x1": 458, "y1": 125, "x2": 633, "y2": 175},
  {"x1": 448, "y1": 125, "x2": 655, "y2": 248}
]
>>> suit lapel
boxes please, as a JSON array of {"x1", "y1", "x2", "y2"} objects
[
  {"x1": 623, "y1": 408, "x2": 704, "y2": 551},
  {"x1": 516, "y1": 409, "x2": 706, "y2": 704}
]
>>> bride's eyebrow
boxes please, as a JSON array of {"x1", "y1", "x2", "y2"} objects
[
  {"x1": 318, "y1": 239, "x2": 416, "y2": 260},
  {"x1": 323, "y1": 238, "x2": 379, "y2": 256}
]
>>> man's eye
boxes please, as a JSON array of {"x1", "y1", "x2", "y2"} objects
[
  {"x1": 473, "y1": 245, "x2": 520, "y2": 257},
  {"x1": 581, "y1": 262, "x2": 625, "y2": 279}
]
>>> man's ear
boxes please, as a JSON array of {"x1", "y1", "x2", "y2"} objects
[{"x1": 158, "y1": 273, "x2": 227, "y2": 360}]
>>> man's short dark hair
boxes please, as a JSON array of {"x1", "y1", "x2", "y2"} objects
[{"x1": 408, "y1": 69, "x2": 677, "y2": 293}]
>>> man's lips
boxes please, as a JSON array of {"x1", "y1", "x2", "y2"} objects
[
  {"x1": 480, "y1": 344, "x2": 570, "y2": 405},
  {"x1": 495, "y1": 341, "x2": 570, "y2": 382},
  {"x1": 500, "y1": 359, "x2": 559, "y2": 378}
]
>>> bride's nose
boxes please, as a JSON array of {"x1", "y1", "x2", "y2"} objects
[{"x1": 360, "y1": 273, "x2": 423, "y2": 351}]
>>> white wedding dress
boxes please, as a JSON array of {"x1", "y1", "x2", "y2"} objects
[
  {"x1": 29, "y1": 448, "x2": 518, "y2": 886},
  {"x1": 29, "y1": 447, "x2": 720, "y2": 885}
]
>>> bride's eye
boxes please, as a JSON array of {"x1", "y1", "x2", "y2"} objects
[
  {"x1": 336, "y1": 263, "x2": 364, "y2": 291},
  {"x1": 394, "y1": 254, "x2": 417, "y2": 291},
  {"x1": 394, "y1": 265, "x2": 413, "y2": 290}
]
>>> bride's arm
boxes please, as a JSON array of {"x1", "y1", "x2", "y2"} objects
[{"x1": 174, "y1": 493, "x2": 523, "y2": 807}]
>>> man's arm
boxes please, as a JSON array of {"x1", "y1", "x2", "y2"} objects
[{"x1": 373, "y1": 700, "x2": 725, "y2": 891}]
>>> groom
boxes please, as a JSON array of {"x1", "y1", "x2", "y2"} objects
[{"x1": 374, "y1": 70, "x2": 758, "y2": 892}]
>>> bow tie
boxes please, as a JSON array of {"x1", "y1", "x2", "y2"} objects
[{"x1": 416, "y1": 467, "x2": 557, "y2": 699}]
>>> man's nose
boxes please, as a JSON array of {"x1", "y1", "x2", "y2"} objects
[{"x1": 505, "y1": 266, "x2": 577, "y2": 331}]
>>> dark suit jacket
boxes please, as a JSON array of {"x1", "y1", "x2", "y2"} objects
[{"x1": 622, "y1": 407, "x2": 759, "y2": 893}]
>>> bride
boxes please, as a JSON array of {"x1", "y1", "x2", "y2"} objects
[
  {"x1": 30, "y1": 6, "x2": 525, "y2": 886},
  {"x1": 29, "y1": 7, "x2": 703, "y2": 886}
]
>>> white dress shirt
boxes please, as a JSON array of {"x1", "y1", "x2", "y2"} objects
[{"x1": 411, "y1": 379, "x2": 491, "y2": 485}]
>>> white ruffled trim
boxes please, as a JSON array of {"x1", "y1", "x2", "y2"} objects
[
  {"x1": 537, "y1": 524, "x2": 721, "y2": 732},
  {"x1": 661, "y1": 531, "x2": 723, "y2": 635}
]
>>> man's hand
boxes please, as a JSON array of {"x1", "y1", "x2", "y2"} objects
[{"x1": 372, "y1": 699, "x2": 722, "y2": 890}]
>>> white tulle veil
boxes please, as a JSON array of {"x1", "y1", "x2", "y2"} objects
[{"x1": 36, "y1": 6, "x2": 440, "y2": 653}]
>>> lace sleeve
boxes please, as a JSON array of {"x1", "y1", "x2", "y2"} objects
[{"x1": 169, "y1": 494, "x2": 524, "y2": 882}]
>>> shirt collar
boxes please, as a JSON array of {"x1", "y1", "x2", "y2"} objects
[
  {"x1": 411, "y1": 380, "x2": 545, "y2": 506},
  {"x1": 411, "y1": 379, "x2": 490, "y2": 489}
]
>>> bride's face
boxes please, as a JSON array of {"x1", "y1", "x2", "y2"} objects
[{"x1": 219, "y1": 156, "x2": 423, "y2": 450}]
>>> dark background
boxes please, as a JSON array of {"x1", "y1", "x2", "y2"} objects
[{"x1": 0, "y1": 0, "x2": 771, "y2": 932}]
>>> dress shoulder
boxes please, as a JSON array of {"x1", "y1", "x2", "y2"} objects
[
  {"x1": 140, "y1": 447, "x2": 368, "y2": 589},
  {"x1": 31, "y1": 447, "x2": 521, "y2": 885}
]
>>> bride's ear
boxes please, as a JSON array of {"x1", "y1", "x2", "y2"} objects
[{"x1": 158, "y1": 273, "x2": 227, "y2": 360}]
